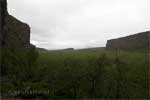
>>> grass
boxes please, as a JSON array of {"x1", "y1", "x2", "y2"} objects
[
  {"x1": 1, "y1": 49, "x2": 149, "y2": 99},
  {"x1": 35, "y1": 50, "x2": 149, "y2": 99}
]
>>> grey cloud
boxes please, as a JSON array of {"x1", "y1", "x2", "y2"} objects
[{"x1": 8, "y1": 0, "x2": 150, "y2": 49}]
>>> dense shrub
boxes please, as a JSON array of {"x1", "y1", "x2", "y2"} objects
[{"x1": 1, "y1": 50, "x2": 149, "y2": 99}]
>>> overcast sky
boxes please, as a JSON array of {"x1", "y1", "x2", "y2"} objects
[{"x1": 8, "y1": 0, "x2": 150, "y2": 50}]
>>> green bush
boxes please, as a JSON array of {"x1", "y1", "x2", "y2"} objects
[{"x1": 1, "y1": 49, "x2": 149, "y2": 99}]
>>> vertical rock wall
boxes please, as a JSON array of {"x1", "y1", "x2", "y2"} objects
[
  {"x1": 106, "y1": 31, "x2": 150, "y2": 51},
  {"x1": 0, "y1": 0, "x2": 38, "y2": 75},
  {"x1": 0, "y1": 0, "x2": 32, "y2": 48},
  {"x1": 3, "y1": 15, "x2": 31, "y2": 48},
  {"x1": 0, "y1": 0, "x2": 38, "y2": 98},
  {"x1": 0, "y1": 0, "x2": 8, "y2": 48}
]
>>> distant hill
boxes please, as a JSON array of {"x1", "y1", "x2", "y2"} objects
[
  {"x1": 77, "y1": 47, "x2": 105, "y2": 51},
  {"x1": 47, "y1": 47, "x2": 105, "y2": 52},
  {"x1": 106, "y1": 31, "x2": 150, "y2": 51},
  {"x1": 48, "y1": 48, "x2": 74, "y2": 52},
  {"x1": 37, "y1": 48, "x2": 48, "y2": 52}
]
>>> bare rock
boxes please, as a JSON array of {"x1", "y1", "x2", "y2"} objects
[{"x1": 106, "y1": 31, "x2": 150, "y2": 51}]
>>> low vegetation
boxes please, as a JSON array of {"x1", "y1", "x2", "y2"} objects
[{"x1": 1, "y1": 49, "x2": 149, "y2": 99}]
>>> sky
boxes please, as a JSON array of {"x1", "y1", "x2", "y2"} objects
[{"x1": 8, "y1": 0, "x2": 150, "y2": 50}]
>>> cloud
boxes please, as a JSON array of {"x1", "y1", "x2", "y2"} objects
[{"x1": 8, "y1": 0, "x2": 150, "y2": 49}]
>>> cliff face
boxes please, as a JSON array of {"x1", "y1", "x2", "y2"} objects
[
  {"x1": 0, "y1": 0, "x2": 33, "y2": 48},
  {"x1": 0, "y1": 0, "x2": 37, "y2": 76},
  {"x1": 0, "y1": 1, "x2": 39, "y2": 98},
  {"x1": 3, "y1": 15, "x2": 31, "y2": 48},
  {"x1": 0, "y1": 0, "x2": 7, "y2": 48},
  {"x1": 106, "y1": 31, "x2": 150, "y2": 51}
]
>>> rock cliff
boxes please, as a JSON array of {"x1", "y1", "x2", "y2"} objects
[
  {"x1": 0, "y1": 0, "x2": 38, "y2": 76},
  {"x1": 106, "y1": 31, "x2": 150, "y2": 51},
  {"x1": 0, "y1": 0, "x2": 38, "y2": 98},
  {"x1": 0, "y1": 0, "x2": 33, "y2": 48}
]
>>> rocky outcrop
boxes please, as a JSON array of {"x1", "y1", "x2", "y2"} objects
[
  {"x1": 0, "y1": 0, "x2": 33, "y2": 48},
  {"x1": 106, "y1": 31, "x2": 150, "y2": 51},
  {"x1": 0, "y1": 0, "x2": 38, "y2": 98},
  {"x1": 3, "y1": 15, "x2": 32, "y2": 48},
  {"x1": 0, "y1": 0, "x2": 7, "y2": 48},
  {"x1": 0, "y1": 0, "x2": 38, "y2": 76}
]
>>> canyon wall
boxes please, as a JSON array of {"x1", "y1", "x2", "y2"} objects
[
  {"x1": 0, "y1": 0, "x2": 38, "y2": 76},
  {"x1": 106, "y1": 31, "x2": 150, "y2": 51},
  {"x1": 0, "y1": 0, "x2": 33, "y2": 48}
]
